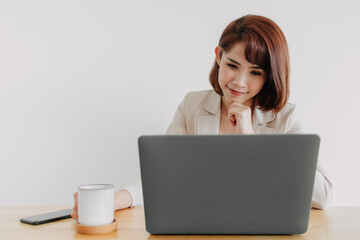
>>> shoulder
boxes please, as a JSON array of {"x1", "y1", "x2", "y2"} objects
[
  {"x1": 183, "y1": 90, "x2": 214, "y2": 102},
  {"x1": 178, "y1": 89, "x2": 220, "y2": 117},
  {"x1": 274, "y1": 102, "x2": 302, "y2": 133},
  {"x1": 256, "y1": 102, "x2": 301, "y2": 134},
  {"x1": 275, "y1": 102, "x2": 297, "y2": 119},
  {"x1": 182, "y1": 89, "x2": 217, "y2": 108},
  {"x1": 255, "y1": 102, "x2": 297, "y2": 124}
]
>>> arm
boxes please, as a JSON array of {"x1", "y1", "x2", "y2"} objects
[
  {"x1": 311, "y1": 161, "x2": 333, "y2": 209},
  {"x1": 166, "y1": 93, "x2": 189, "y2": 134},
  {"x1": 114, "y1": 189, "x2": 133, "y2": 210},
  {"x1": 286, "y1": 104, "x2": 333, "y2": 209},
  {"x1": 71, "y1": 94, "x2": 191, "y2": 215},
  {"x1": 119, "y1": 94, "x2": 190, "y2": 207},
  {"x1": 121, "y1": 178, "x2": 143, "y2": 207}
]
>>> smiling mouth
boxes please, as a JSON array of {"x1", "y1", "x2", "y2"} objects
[{"x1": 227, "y1": 86, "x2": 247, "y2": 96}]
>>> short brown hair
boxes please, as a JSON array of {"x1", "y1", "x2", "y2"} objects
[{"x1": 209, "y1": 15, "x2": 290, "y2": 113}]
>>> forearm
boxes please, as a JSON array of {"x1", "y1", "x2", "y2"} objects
[
  {"x1": 311, "y1": 169, "x2": 333, "y2": 210},
  {"x1": 114, "y1": 189, "x2": 133, "y2": 210}
]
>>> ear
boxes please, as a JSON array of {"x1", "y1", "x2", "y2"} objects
[{"x1": 215, "y1": 46, "x2": 222, "y2": 65}]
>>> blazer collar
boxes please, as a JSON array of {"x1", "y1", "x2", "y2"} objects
[
  {"x1": 197, "y1": 91, "x2": 221, "y2": 134},
  {"x1": 253, "y1": 107, "x2": 276, "y2": 134},
  {"x1": 253, "y1": 106, "x2": 275, "y2": 125},
  {"x1": 198, "y1": 91, "x2": 276, "y2": 134},
  {"x1": 202, "y1": 91, "x2": 276, "y2": 124},
  {"x1": 203, "y1": 91, "x2": 221, "y2": 115}
]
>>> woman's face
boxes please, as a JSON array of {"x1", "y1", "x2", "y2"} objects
[{"x1": 216, "y1": 42, "x2": 266, "y2": 109}]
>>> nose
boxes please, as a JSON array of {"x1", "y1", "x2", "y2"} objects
[{"x1": 232, "y1": 72, "x2": 247, "y2": 88}]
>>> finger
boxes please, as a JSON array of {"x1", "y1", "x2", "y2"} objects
[
  {"x1": 73, "y1": 192, "x2": 78, "y2": 210},
  {"x1": 228, "y1": 113, "x2": 234, "y2": 122},
  {"x1": 71, "y1": 211, "x2": 77, "y2": 220},
  {"x1": 71, "y1": 206, "x2": 78, "y2": 220},
  {"x1": 228, "y1": 109, "x2": 238, "y2": 122},
  {"x1": 229, "y1": 103, "x2": 239, "y2": 112},
  {"x1": 230, "y1": 101, "x2": 241, "y2": 107},
  {"x1": 228, "y1": 114, "x2": 237, "y2": 126}
]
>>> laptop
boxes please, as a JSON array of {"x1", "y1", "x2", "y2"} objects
[{"x1": 138, "y1": 134, "x2": 320, "y2": 235}]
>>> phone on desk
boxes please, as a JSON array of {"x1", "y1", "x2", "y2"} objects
[{"x1": 20, "y1": 209, "x2": 73, "y2": 225}]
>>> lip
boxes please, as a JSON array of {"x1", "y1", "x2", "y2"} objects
[{"x1": 227, "y1": 86, "x2": 247, "y2": 96}]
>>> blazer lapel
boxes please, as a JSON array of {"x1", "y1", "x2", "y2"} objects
[
  {"x1": 198, "y1": 115, "x2": 219, "y2": 134},
  {"x1": 196, "y1": 91, "x2": 276, "y2": 134},
  {"x1": 197, "y1": 91, "x2": 221, "y2": 134},
  {"x1": 255, "y1": 125, "x2": 276, "y2": 134},
  {"x1": 253, "y1": 107, "x2": 276, "y2": 134}
]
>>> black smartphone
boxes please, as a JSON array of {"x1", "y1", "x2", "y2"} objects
[{"x1": 20, "y1": 209, "x2": 73, "y2": 225}]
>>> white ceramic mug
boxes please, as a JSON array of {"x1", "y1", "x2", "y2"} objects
[{"x1": 78, "y1": 184, "x2": 115, "y2": 226}]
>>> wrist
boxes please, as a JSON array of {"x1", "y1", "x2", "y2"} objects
[
  {"x1": 235, "y1": 119, "x2": 254, "y2": 134},
  {"x1": 114, "y1": 189, "x2": 133, "y2": 210},
  {"x1": 236, "y1": 128, "x2": 254, "y2": 134}
]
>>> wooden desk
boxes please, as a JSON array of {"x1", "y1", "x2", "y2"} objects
[{"x1": 1, "y1": 206, "x2": 360, "y2": 240}]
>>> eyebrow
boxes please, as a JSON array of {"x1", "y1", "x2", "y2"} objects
[{"x1": 227, "y1": 57, "x2": 262, "y2": 69}]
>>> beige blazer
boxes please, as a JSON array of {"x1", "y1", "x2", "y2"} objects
[
  {"x1": 124, "y1": 90, "x2": 333, "y2": 209},
  {"x1": 166, "y1": 90, "x2": 301, "y2": 135}
]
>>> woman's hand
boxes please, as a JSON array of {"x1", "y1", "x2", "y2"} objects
[
  {"x1": 71, "y1": 192, "x2": 78, "y2": 220},
  {"x1": 228, "y1": 102, "x2": 255, "y2": 134}
]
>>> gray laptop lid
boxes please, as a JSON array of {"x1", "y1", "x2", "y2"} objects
[{"x1": 138, "y1": 134, "x2": 320, "y2": 235}]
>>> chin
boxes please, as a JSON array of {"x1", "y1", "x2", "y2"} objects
[
  {"x1": 227, "y1": 95, "x2": 254, "y2": 106},
  {"x1": 225, "y1": 95, "x2": 245, "y2": 103}
]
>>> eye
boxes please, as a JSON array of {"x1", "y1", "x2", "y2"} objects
[
  {"x1": 227, "y1": 63, "x2": 237, "y2": 69},
  {"x1": 250, "y1": 70, "x2": 262, "y2": 76}
]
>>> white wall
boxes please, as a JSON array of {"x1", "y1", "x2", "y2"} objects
[{"x1": 0, "y1": 0, "x2": 359, "y2": 207}]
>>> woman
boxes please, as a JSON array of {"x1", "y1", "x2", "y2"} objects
[{"x1": 72, "y1": 15, "x2": 333, "y2": 219}]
